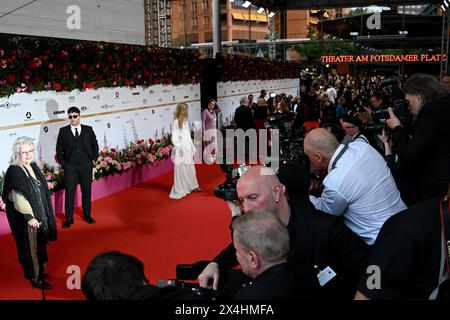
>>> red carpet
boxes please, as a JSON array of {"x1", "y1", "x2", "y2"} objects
[{"x1": 0, "y1": 164, "x2": 231, "y2": 300}]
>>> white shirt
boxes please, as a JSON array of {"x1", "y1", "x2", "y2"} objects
[
  {"x1": 310, "y1": 142, "x2": 406, "y2": 245},
  {"x1": 70, "y1": 125, "x2": 81, "y2": 136}
]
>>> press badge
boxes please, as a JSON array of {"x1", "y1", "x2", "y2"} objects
[{"x1": 316, "y1": 266, "x2": 337, "y2": 287}]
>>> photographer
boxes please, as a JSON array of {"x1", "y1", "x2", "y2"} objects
[
  {"x1": 198, "y1": 166, "x2": 370, "y2": 300},
  {"x1": 82, "y1": 251, "x2": 203, "y2": 300},
  {"x1": 356, "y1": 186, "x2": 450, "y2": 300},
  {"x1": 232, "y1": 211, "x2": 319, "y2": 300},
  {"x1": 386, "y1": 73, "x2": 450, "y2": 204},
  {"x1": 340, "y1": 115, "x2": 369, "y2": 145}
]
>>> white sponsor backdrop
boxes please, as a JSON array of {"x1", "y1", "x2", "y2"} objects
[
  {"x1": 217, "y1": 78, "x2": 300, "y2": 125},
  {"x1": 0, "y1": 84, "x2": 201, "y2": 172}
]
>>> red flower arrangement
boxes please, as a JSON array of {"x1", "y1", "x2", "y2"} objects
[
  {"x1": 0, "y1": 34, "x2": 202, "y2": 97},
  {"x1": 220, "y1": 54, "x2": 302, "y2": 82}
]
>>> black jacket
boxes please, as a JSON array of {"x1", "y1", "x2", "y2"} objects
[
  {"x1": 56, "y1": 124, "x2": 99, "y2": 168},
  {"x1": 234, "y1": 105, "x2": 255, "y2": 131},
  {"x1": 233, "y1": 263, "x2": 320, "y2": 300},
  {"x1": 391, "y1": 94, "x2": 450, "y2": 203},
  {"x1": 213, "y1": 202, "x2": 370, "y2": 299}
]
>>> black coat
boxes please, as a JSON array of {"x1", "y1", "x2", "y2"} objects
[
  {"x1": 391, "y1": 94, "x2": 450, "y2": 203},
  {"x1": 213, "y1": 202, "x2": 370, "y2": 299},
  {"x1": 233, "y1": 263, "x2": 320, "y2": 300},
  {"x1": 234, "y1": 105, "x2": 255, "y2": 131},
  {"x1": 56, "y1": 124, "x2": 99, "y2": 168}
]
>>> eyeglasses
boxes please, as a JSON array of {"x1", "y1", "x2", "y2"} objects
[
  {"x1": 20, "y1": 149, "x2": 34, "y2": 156},
  {"x1": 68, "y1": 115, "x2": 78, "y2": 119}
]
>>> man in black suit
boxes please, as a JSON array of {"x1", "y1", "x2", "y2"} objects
[
  {"x1": 56, "y1": 107, "x2": 99, "y2": 228},
  {"x1": 198, "y1": 165, "x2": 370, "y2": 299},
  {"x1": 233, "y1": 96, "x2": 255, "y2": 132},
  {"x1": 232, "y1": 211, "x2": 319, "y2": 300}
]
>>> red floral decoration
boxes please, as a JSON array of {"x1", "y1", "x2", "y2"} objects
[
  {"x1": 0, "y1": 35, "x2": 202, "y2": 97},
  {"x1": 220, "y1": 54, "x2": 302, "y2": 82}
]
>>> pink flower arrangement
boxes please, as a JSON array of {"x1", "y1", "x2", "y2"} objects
[
  {"x1": 0, "y1": 134, "x2": 173, "y2": 201},
  {"x1": 0, "y1": 196, "x2": 6, "y2": 211}
]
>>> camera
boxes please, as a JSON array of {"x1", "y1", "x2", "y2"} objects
[
  {"x1": 157, "y1": 261, "x2": 227, "y2": 300},
  {"x1": 363, "y1": 77, "x2": 412, "y2": 133},
  {"x1": 214, "y1": 164, "x2": 250, "y2": 201}
]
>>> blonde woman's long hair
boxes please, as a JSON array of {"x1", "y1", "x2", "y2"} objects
[{"x1": 174, "y1": 102, "x2": 189, "y2": 129}]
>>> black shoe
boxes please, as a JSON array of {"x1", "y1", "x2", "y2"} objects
[
  {"x1": 62, "y1": 218, "x2": 74, "y2": 229},
  {"x1": 42, "y1": 273, "x2": 49, "y2": 279},
  {"x1": 83, "y1": 216, "x2": 96, "y2": 224},
  {"x1": 30, "y1": 279, "x2": 53, "y2": 290}
]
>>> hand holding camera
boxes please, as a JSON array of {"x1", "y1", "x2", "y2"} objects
[{"x1": 386, "y1": 107, "x2": 402, "y2": 129}]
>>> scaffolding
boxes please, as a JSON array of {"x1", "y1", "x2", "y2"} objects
[
  {"x1": 144, "y1": 0, "x2": 172, "y2": 47},
  {"x1": 268, "y1": 13, "x2": 276, "y2": 59}
]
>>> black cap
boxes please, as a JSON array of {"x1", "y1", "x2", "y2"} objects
[
  {"x1": 277, "y1": 163, "x2": 310, "y2": 198},
  {"x1": 341, "y1": 115, "x2": 362, "y2": 128}
]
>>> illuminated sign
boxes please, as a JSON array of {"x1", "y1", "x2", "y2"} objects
[{"x1": 321, "y1": 54, "x2": 447, "y2": 64}]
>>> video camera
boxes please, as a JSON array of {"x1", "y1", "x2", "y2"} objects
[
  {"x1": 363, "y1": 77, "x2": 412, "y2": 133},
  {"x1": 157, "y1": 261, "x2": 227, "y2": 300},
  {"x1": 214, "y1": 164, "x2": 250, "y2": 201},
  {"x1": 266, "y1": 112, "x2": 295, "y2": 134}
]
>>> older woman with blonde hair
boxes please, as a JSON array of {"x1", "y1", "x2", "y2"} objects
[
  {"x1": 170, "y1": 103, "x2": 201, "y2": 199},
  {"x1": 2, "y1": 137, "x2": 57, "y2": 289}
]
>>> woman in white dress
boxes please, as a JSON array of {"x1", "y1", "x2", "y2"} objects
[{"x1": 169, "y1": 103, "x2": 201, "y2": 199}]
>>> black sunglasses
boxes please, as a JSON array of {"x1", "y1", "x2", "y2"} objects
[{"x1": 68, "y1": 115, "x2": 78, "y2": 119}]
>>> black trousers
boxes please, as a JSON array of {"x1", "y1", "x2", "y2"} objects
[
  {"x1": 11, "y1": 217, "x2": 48, "y2": 280},
  {"x1": 64, "y1": 163, "x2": 92, "y2": 218}
]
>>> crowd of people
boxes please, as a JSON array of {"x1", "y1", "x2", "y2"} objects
[{"x1": 2, "y1": 71, "x2": 449, "y2": 300}]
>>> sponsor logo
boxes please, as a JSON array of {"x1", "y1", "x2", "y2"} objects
[
  {"x1": 68, "y1": 96, "x2": 75, "y2": 103},
  {"x1": 158, "y1": 98, "x2": 163, "y2": 102},
  {"x1": 115, "y1": 92, "x2": 120, "y2": 98},
  {"x1": 101, "y1": 104, "x2": 114, "y2": 110},
  {"x1": 43, "y1": 126, "x2": 49, "y2": 133},
  {"x1": 81, "y1": 106, "x2": 88, "y2": 112},
  {"x1": 142, "y1": 99, "x2": 148, "y2": 104},
  {"x1": 107, "y1": 123, "x2": 111, "y2": 128},
  {"x1": 184, "y1": 96, "x2": 189, "y2": 99},
  {"x1": 53, "y1": 110, "x2": 65, "y2": 115},
  {"x1": 172, "y1": 96, "x2": 176, "y2": 101},
  {"x1": 26, "y1": 112, "x2": 32, "y2": 119},
  {"x1": 92, "y1": 94, "x2": 100, "y2": 100},
  {"x1": 121, "y1": 100, "x2": 132, "y2": 105},
  {"x1": 0, "y1": 102, "x2": 20, "y2": 109},
  {"x1": 149, "y1": 90, "x2": 155, "y2": 94},
  {"x1": 9, "y1": 132, "x2": 17, "y2": 137},
  {"x1": 162, "y1": 89, "x2": 170, "y2": 93},
  {"x1": 132, "y1": 92, "x2": 140, "y2": 96}
]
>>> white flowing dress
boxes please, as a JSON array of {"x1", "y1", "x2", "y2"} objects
[{"x1": 169, "y1": 120, "x2": 199, "y2": 199}]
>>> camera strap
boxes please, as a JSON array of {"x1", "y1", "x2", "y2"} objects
[
  {"x1": 429, "y1": 195, "x2": 450, "y2": 300},
  {"x1": 331, "y1": 144, "x2": 349, "y2": 171}
]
